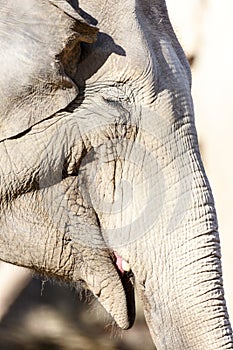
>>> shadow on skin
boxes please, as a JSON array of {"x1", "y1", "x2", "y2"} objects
[
  {"x1": 75, "y1": 32, "x2": 126, "y2": 86},
  {"x1": 78, "y1": 7, "x2": 99, "y2": 26},
  {"x1": 74, "y1": 8, "x2": 126, "y2": 87}
]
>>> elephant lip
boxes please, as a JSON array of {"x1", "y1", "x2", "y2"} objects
[{"x1": 112, "y1": 252, "x2": 136, "y2": 329}]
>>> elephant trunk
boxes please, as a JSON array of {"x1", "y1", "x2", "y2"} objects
[
  {"x1": 134, "y1": 228, "x2": 233, "y2": 349},
  {"x1": 126, "y1": 149, "x2": 233, "y2": 349}
]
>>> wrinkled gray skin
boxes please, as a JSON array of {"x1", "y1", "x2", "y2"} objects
[{"x1": 0, "y1": 0, "x2": 233, "y2": 349}]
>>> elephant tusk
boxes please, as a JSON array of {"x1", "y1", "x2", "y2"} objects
[{"x1": 122, "y1": 259, "x2": 131, "y2": 272}]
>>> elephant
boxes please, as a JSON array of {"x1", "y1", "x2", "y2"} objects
[{"x1": 0, "y1": 0, "x2": 233, "y2": 349}]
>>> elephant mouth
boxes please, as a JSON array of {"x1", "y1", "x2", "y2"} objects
[
  {"x1": 112, "y1": 251, "x2": 136, "y2": 329},
  {"x1": 77, "y1": 249, "x2": 135, "y2": 330}
]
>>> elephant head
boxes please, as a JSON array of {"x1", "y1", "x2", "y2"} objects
[{"x1": 0, "y1": 0, "x2": 233, "y2": 349}]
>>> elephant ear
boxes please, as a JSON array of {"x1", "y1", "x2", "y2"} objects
[{"x1": 0, "y1": 0, "x2": 98, "y2": 141}]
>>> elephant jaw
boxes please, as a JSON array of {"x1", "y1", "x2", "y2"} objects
[{"x1": 73, "y1": 249, "x2": 135, "y2": 330}]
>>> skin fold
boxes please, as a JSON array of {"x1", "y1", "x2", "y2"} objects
[{"x1": 0, "y1": 0, "x2": 233, "y2": 349}]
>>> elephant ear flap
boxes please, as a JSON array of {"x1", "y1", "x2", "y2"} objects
[{"x1": 0, "y1": 0, "x2": 98, "y2": 141}]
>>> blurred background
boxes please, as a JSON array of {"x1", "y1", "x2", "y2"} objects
[{"x1": 0, "y1": 1, "x2": 233, "y2": 349}]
